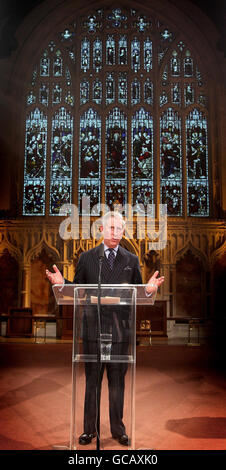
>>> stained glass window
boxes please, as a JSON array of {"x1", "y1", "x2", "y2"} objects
[
  {"x1": 27, "y1": 91, "x2": 36, "y2": 106},
  {"x1": 80, "y1": 79, "x2": 89, "y2": 105},
  {"x1": 131, "y1": 38, "x2": 140, "y2": 72},
  {"x1": 23, "y1": 108, "x2": 47, "y2": 215},
  {"x1": 132, "y1": 108, "x2": 153, "y2": 208},
  {"x1": 40, "y1": 50, "x2": 50, "y2": 76},
  {"x1": 83, "y1": 14, "x2": 102, "y2": 33},
  {"x1": 158, "y1": 27, "x2": 174, "y2": 65},
  {"x1": 107, "y1": 8, "x2": 127, "y2": 28},
  {"x1": 184, "y1": 83, "x2": 194, "y2": 106},
  {"x1": 53, "y1": 50, "x2": 63, "y2": 76},
  {"x1": 118, "y1": 73, "x2": 127, "y2": 105},
  {"x1": 186, "y1": 109, "x2": 209, "y2": 216},
  {"x1": 65, "y1": 67, "x2": 72, "y2": 86},
  {"x1": 106, "y1": 108, "x2": 127, "y2": 208},
  {"x1": 65, "y1": 91, "x2": 74, "y2": 106},
  {"x1": 106, "y1": 36, "x2": 115, "y2": 65},
  {"x1": 79, "y1": 109, "x2": 101, "y2": 213},
  {"x1": 160, "y1": 90, "x2": 168, "y2": 107},
  {"x1": 171, "y1": 50, "x2": 180, "y2": 76},
  {"x1": 144, "y1": 79, "x2": 153, "y2": 105},
  {"x1": 93, "y1": 38, "x2": 102, "y2": 72},
  {"x1": 144, "y1": 38, "x2": 152, "y2": 71},
  {"x1": 81, "y1": 38, "x2": 90, "y2": 72},
  {"x1": 52, "y1": 83, "x2": 62, "y2": 105},
  {"x1": 106, "y1": 73, "x2": 115, "y2": 104},
  {"x1": 131, "y1": 78, "x2": 140, "y2": 105},
  {"x1": 133, "y1": 15, "x2": 151, "y2": 32},
  {"x1": 184, "y1": 51, "x2": 193, "y2": 77},
  {"x1": 50, "y1": 108, "x2": 73, "y2": 215},
  {"x1": 160, "y1": 108, "x2": 182, "y2": 215},
  {"x1": 171, "y1": 83, "x2": 181, "y2": 105},
  {"x1": 23, "y1": 7, "x2": 210, "y2": 218},
  {"x1": 162, "y1": 65, "x2": 168, "y2": 85},
  {"x1": 118, "y1": 36, "x2": 127, "y2": 65},
  {"x1": 92, "y1": 79, "x2": 102, "y2": 104},
  {"x1": 39, "y1": 83, "x2": 49, "y2": 106}
]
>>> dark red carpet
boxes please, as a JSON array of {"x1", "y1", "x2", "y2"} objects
[{"x1": 0, "y1": 343, "x2": 225, "y2": 450}]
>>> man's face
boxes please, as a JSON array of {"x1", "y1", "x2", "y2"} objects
[{"x1": 101, "y1": 216, "x2": 124, "y2": 248}]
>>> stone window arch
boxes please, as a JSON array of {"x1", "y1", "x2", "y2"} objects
[{"x1": 21, "y1": 3, "x2": 211, "y2": 219}]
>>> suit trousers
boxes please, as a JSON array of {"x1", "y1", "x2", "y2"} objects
[{"x1": 82, "y1": 340, "x2": 129, "y2": 437}]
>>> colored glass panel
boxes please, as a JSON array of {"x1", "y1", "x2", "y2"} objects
[
  {"x1": 118, "y1": 36, "x2": 127, "y2": 65},
  {"x1": 184, "y1": 83, "x2": 194, "y2": 106},
  {"x1": 40, "y1": 50, "x2": 49, "y2": 76},
  {"x1": 39, "y1": 83, "x2": 49, "y2": 106},
  {"x1": 79, "y1": 108, "x2": 101, "y2": 179},
  {"x1": 118, "y1": 73, "x2": 127, "y2": 105},
  {"x1": 186, "y1": 108, "x2": 209, "y2": 216},
  {"x1": 160, "y1": 90, "x2": 168, "y2": 107},
  {"x1": 106, "y1": 108, "x2": 127, "y2": 207},
  {"x1": 93, "y1": 38, "x2": 102, "y2": 72},
  {"x1": 132, "y1": 108, "x2": 153, "y2": 206},
  {"x1": 106, "y1": 36, "x2": 115, "y2": 65},
  {"x1": 83, "y1": 14, "x2": 102, "y2": 33},
  {"x1": 81, "y1": 38, "x2": 90, "y2": 72},
  {"x1": 27, "y1": 91, "x2": 36, "y2": 106},
  {"x1": 23, "y1": 108, "x2": 47, "y2": 215},
  {"x1": 52, "y1": 84, "x2": 62, "y2": 105},
  {"x1": 79, "y1": 180, "x2": 100, "y2": 214},
  {"x1": 160, "y1": 108, "x2": 182, "y2": 215},
  {"x1": 184, "y1": 51, "x2": 193, "y2": 77},
  {"x1": 53, "y1": 50, "x2": 63, "y2": 76},
  {"x1": 131, "y1": 78, "x2": 140, "y2": 105},
  {"x1": 50, "y1": 107, "x2": 73, "y2": 214},
  {"x1": 172, "y1": 83, "x2": 181, "y2": 105},
  {"x1": 106, "y1": 73, "x2": 115, "y2": 104},
  {"x1": 171, "y1": 51, "x2": 180, "y2": 76},
  {"x1": 79, "y1": 109, "x2": 101, "y2": 213},
  {"x1": 92, "y1": 79, "x2": 102, "y2": 104},
  {"x1": 131, "y1": 38, "x2": 140, "y2": 72},
  {"x1": 144, "y1": 38, "x2": 152, "y2": 71},
  {"x1": 144, "y1": 79, "x2": 153, "y2": 105},
  {"x1": 107, "y1": 8, "x2": 127, "y2": 28},
  {"x1": 80, "y1": 79, "x2": 89, "y2": 105}
]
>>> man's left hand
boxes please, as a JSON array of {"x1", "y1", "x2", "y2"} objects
[{"x1": 146, "y1": 270, "x2": 165, "y2": 295}]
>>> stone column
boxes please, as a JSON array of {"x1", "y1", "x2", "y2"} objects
[{"x1": 20, "y1": 263, "x2": 31, "y2": 307}]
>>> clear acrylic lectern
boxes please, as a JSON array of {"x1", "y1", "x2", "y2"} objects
[{"x1": 52, "y1": 284, "x2": 156, "y2": 450}]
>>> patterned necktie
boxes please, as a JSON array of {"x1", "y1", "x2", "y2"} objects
[{"x1": 107, "y1": 249, "x2": 115, "y2": 270}]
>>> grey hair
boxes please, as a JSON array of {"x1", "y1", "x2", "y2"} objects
[{"x1": 101, "y1": 211, "x2": 126, "y2": 228}]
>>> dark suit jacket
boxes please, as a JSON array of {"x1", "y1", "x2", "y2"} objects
[
  {"x1": 69, "y1": 244, "x2": 142, "y2": 342},
  {"x1": 73, "y1": 244, "x2": 142, "y2": 286}
]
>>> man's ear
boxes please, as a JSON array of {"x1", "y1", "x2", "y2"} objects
[{"x1": 99, "y1": 225, "x2": 103, "y2": 233}]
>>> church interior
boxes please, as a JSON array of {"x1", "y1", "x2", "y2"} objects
[{"x1": 0, "y1": 0, "x2": 225, "y2": 452}]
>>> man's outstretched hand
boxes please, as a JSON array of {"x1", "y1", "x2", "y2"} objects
[
  {"x1": 146, "y1": 270, "x2": 165, "y2": 295},
  {"x1": 46, "y1": 265, "x2": 64, "y2": 285}
]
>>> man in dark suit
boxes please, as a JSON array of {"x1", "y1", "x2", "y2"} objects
[{"x1": 46, "y1": 211, "x2": 164, "y2": 446}]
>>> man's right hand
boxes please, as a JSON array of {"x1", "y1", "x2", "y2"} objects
[{"x1": 46, "y1": 265, "x2": 64, "y2": 285}]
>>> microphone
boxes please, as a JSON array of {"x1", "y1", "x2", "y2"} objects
[
  {"x1": 99, "y1": 243, "x2": 104, "y2": 260},
  {"x1": 97, "y1": 246, "x2": 104, "y2": 450}
]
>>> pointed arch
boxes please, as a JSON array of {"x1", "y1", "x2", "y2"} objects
[
  {"x1": 27, "y1": 239, "x2": 60, "y2": 264},
  {"x1": 17, "y1": 1, "x2": 215, "y2": 220},
  {"x1": 173, "y1": 240, "x2": 208, "y2": 269}
]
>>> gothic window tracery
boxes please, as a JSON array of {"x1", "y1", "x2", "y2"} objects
[{"x1": 23, "y1": 6, "x2": 210, "y2": 217}]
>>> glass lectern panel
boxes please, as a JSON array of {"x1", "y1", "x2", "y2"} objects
[{"x1": 52, "y1": 284, "x2": 155, "y2": 450}]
